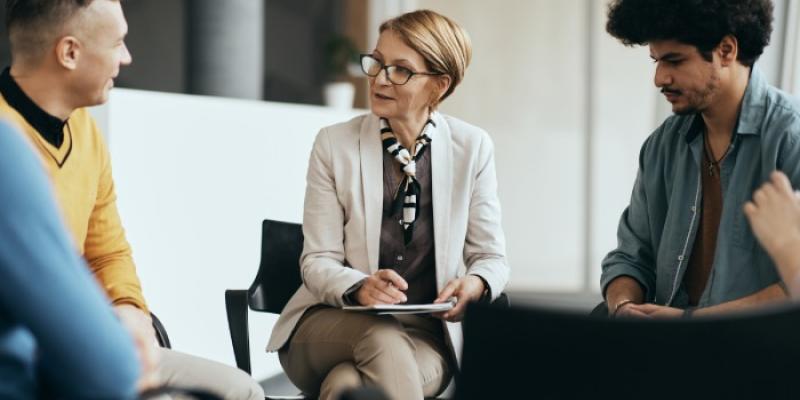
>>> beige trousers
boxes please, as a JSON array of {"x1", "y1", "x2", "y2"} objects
[
  {"x1": 156, "y1": 347, "x2": 264, "y2": 400},
  {"x1": 279, "y1": 306, "x2": 453, "y2": 400}
]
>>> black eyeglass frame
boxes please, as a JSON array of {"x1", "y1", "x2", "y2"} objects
[{"x1": 359, "y1": 54, "x2": 443, "y2": 85}]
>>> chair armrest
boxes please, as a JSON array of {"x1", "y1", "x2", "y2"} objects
[
  {"x1": 225, "y1": 289, "x2": 252, "y2": 375},
  {"x1": 150, "y1": 312, "x2": 171, "y2": 349}
]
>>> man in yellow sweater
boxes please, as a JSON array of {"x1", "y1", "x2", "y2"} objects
[{"x1": 0, "y1": 1, "x2": 264, "y2": 399}]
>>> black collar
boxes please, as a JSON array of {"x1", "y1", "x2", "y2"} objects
[{"x1": 0, "y1": 67, "x2": 66, "y2": 148}]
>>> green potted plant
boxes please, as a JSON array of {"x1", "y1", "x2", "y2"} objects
[{"x1": 323, "y1": 34, "x2": 360, "y2": 110}]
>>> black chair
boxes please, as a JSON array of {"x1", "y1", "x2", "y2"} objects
[
  {"x1": 226, "y1": 219, "x2": 304, "y2": 399},
  {"x1": 151, "y1": 312, "x2": 172, "y2": 349},
  {"x1": 226, "y1": 219, "x2": 304, "y2": 376}
]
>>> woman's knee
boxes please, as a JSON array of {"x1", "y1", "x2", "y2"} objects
[
  {"x1": 355, "y1": 317, "x2": 416, "y2": 359},
  {"x1": 320, "y1": 362, "x2": 362, "y2": 400}
]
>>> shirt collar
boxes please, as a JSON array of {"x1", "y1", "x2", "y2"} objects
[
  {"x1": 735, "y1": 65, "x2": 768, "y2": 136},
  {"x1": 0, "y1": 67, "x2": 67, "y2": 148}
]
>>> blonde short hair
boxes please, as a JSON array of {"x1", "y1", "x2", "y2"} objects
[{"x1": 379, "y1": 9, "x2": 472, "y2": 106}]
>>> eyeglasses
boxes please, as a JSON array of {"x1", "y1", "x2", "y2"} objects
[{"x1": 360, "y1": 54, "x2": 443, "y2": 85}]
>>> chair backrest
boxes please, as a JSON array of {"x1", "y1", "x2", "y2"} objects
[
  {"x1": 247, "y1": 219, "x2": 304, "y2": 313},
  {"x1": 456, "y1": 302, "x2": 800, "y2": 399},
  {"x1": 150, "y1": 312, "x2": 171, "y2": 349}
]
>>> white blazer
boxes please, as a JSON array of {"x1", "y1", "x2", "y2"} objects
[{"x1": 266, "y1": 112, "x2": 509, "y2": 365}]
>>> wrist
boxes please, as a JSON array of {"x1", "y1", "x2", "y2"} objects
[
  {"x1": 114, "y1": 303, "x2": 149, "y2": 318},
  {"x1": 766, "y1": 234, "x2": 800, "y2": 264},
  {"x1": 469, "y1": 274, "x2": 490, "y2": 301},
  {"x1": 342, "y1": 279, "x2": 366, "y2": 306},
  {"x1": 612, "y1": 299, "x2": 635, "y2": 316},
  {"x1": 783, "y1": 269, "x2": 800, "y2": 298},
  {"x1": 772, "y1": 237, "x2": 800, "y2": 267}
]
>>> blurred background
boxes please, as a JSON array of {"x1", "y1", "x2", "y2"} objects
[{"x1": 1, "y1": 0, "x2": 797, "y2": 390}]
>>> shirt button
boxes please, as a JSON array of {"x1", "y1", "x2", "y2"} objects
[
  {"x1": 691, "y1": 206, "x2": 697, "y2": 212},
  {"x1": 678, "y1": 255, "x2": 684, "y2": 261},
  {"x1": 397, "y1": 255, "x2": 404, "y2": 261}
]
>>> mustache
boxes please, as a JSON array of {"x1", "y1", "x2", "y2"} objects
[{"x1": 661, "y1": 87, "x2": 682, "y2": 95}]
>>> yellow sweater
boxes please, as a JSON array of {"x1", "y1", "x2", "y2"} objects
[{"x1": 0, "y1": 96, "x2": 148, "y2": 312}]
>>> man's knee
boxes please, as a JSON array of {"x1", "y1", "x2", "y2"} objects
[
  {"x1": 224, "y1": 368, "x2": 265, "y2": 400},
  {"x1": 156, "y1": 348, "x2": 264, "y2": 400}
]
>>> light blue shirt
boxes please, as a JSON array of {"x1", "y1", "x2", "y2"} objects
[
  {"x1": 601, "y1": 66, "x2": 800, "y2": 307},
  {"x1": 0, "y1": 121, "x2": 139, "y2": 399}
]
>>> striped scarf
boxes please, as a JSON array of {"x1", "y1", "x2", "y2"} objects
[{"x1": 380, "y1": 117, "x2": 435, "y2": 245}]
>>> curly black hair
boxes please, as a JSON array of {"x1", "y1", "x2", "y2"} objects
[{"x1": 606, "y1": 0, "x2": 773, "y2": 67}]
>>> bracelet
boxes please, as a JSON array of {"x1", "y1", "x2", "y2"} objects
[{"x1": 612, "y1": 299, "x2": 635, "y2": 317}]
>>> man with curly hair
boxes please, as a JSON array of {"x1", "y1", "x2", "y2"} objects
[{"x1": 600, "y1": 0, "x2": 800, "y2": 318}]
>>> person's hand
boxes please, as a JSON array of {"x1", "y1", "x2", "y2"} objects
[
  {"x1": 612, "y1": 301, "x2": 650, "y2": 318},
  {"x1": 744, "y1": 171, "x2": 800, "y2": 260},
  {"x1": 432, "y1": 275, "x2": 486, "y2": 322},
  {"x1": 627, "y1": 303, "x2": 682, "y2": 319},
  {"x1": 355, "y1": 269, "x2": 408, "y2": 306},
  {"x1": 114, "y1": 304, "x2": 160, "y2": 391}
]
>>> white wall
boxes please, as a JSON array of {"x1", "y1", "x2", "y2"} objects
[
  {"x1": 93, "y1": 89, "x2": 361, "y2": 381},
  {"x1": 587, "y1": 3, "x2": 661, "y2": 289},
  {"x1": 777, "y1": 0, "x2": 800, "y2": 93},
  {"x1": 417, "y1": 0, "x2": 590, "y2": 291}
]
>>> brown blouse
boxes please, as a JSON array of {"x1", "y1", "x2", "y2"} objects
[{"x1": 379, "y1": 145, "x2": 437, "y2": 304}]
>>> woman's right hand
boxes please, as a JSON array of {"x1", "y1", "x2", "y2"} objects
[{"x1": 355, "y1": 269, "x2": 409, "y2": 306}]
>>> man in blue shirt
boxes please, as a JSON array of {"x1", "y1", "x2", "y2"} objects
[
  {"x1": 601, "y1": 0, "x2": 800, "y2": 317},
  {"x1": 0, "y1": 121, "x2": 140, "y2": 399}
]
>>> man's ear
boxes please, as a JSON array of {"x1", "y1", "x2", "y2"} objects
[
  {"x1": 717, "y1": 35, "x2": 739, "y2": 66},
  {"x1": 55, "y1": 36, "x2": 81, "y2": 70}
]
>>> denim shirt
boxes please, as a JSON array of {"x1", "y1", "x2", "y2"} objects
[{"x1": 601, "y1": 67, "x2": 800, "y2": 307}]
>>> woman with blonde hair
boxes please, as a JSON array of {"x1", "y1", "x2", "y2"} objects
[{"x1": 267, "y1": 9, "x2": 509, "y2": 399}]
